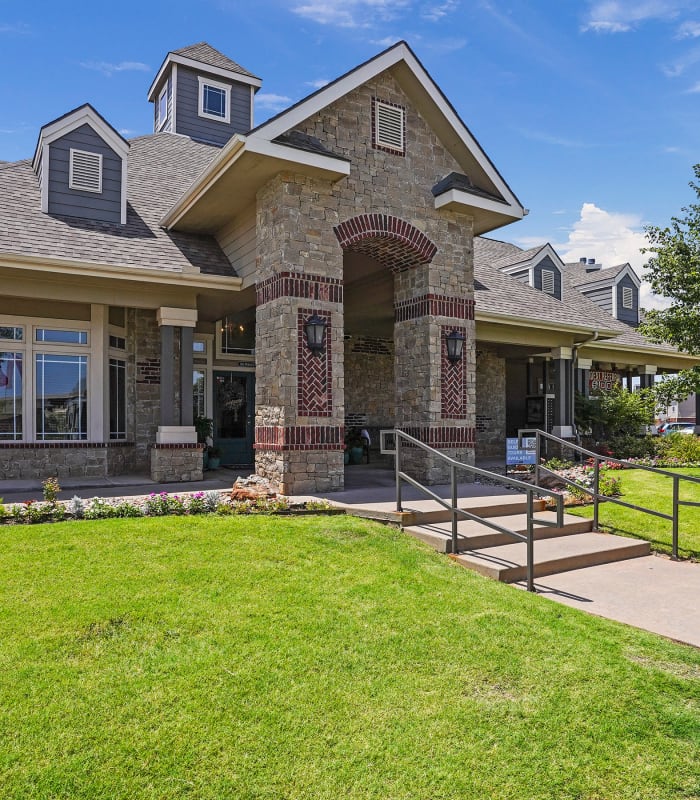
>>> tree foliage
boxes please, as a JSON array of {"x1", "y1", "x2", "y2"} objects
[{"x1": 640, "y1": 164, "x2": 700, "y2": 403}]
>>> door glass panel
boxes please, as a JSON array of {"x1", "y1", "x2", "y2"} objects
[{"x1": 215, "y1": 374, "x2": 247, "y2": 438}]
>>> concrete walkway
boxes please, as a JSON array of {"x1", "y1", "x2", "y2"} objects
[{"x1": 1, "y1": 459, "x2": 698, "y2": 649}]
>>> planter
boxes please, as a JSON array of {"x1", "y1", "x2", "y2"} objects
[
  {"x1": 344, "y1": 450, "x2": 350, "y2": 465},
  {"x1": 208, "y1": 457, "x2": 221, "y2": 470},
  {"x1": 349, "y1": 446, "x2": 365, "y2": 465}
]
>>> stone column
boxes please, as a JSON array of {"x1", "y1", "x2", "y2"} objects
[
  {"x1": 550, "y1": 347, "x2": 574, "y2": 438},
  {"x1": 254, "y1": 173, "x2": 345, "y2": 495},
  {"x1": 393, "y1": 219, "x2": 475, "y2": 484}
]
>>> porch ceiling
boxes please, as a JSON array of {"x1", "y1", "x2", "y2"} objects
[{"x1": 343, "y1": 252, "x2": 394, "y2": 338}]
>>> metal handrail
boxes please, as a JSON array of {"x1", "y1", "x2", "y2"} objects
[
  {"x1": 518, "y1": 428, "x2": 700, "y2": 560},
  {"x1": 380, "y1": 429, "x2": 565, "y2": 592}
]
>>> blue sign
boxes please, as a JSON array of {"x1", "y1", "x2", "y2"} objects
[{"x1": 506, "y1": 437, "x2": 536, "y2": 466}]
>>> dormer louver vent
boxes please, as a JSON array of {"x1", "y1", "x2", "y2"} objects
[
  {"x1": 541, "y1": 269, "x2": 555, "y2": 295},
  {"x1": 69, "y1": 149, "x2": 103, "y2": 193},
  {"x1": 373, "y1": 99, "x2": 405, "y2": 154},
  {"x1": 622, "y1": 285, "x2": 633, "y2": 309}
]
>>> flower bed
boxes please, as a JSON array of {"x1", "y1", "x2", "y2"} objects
[{"x1": 0, "y1": 489, "x2": 339, "y2": 526}]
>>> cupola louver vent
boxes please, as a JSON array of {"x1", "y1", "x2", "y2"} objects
[
  {"x1": 374, "y1": 100, "x2": 405, "y2": 153},
  {"x1": 69, "y1": 149, "x2": 103, "y2": 193}
]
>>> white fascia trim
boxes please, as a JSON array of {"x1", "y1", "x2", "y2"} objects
[
  {"x1": 433, "y1": 187, "x2": 524, "y2": 219},
  {"x1": 120, "y1": 154, "x2": 128, "y2": 225},
  {"x1": 0, "y1": 251, "x2": 243, "y2": 291},
  {"x1": 198, "y1": 76, "x2": 231, "y2": 124},
  {"x1": 476, "y1": 310, "x2": 620, "y2": 338},
  {"x1": 171, "y1": 64, "x2": 178, "y2": 132},
  {"x1": 157, "y1": 83, "x2": 168, "y2": 131},
  {"x1": 588, "y1": 340, "x2": 700, "y2": 363},
  {"x1": 40, "y1": 146, "x2": 49, "y2": 213},
  {"x1": 148, "y1": 53, "x2": 262, "y2": 101},
  {"x1": 33, "y1": 107, "x2": 129, "y2": 172},
  {"x1": 612, "y1": 284, "x2": 618, "y2": 319},
  {"x1": 613, "y1": 263, "x2": 641, "y2": 289},
  {"x1": 246, "y1": 136, "x2": 351, "y2": 175},
  {"x1": 499, "y1": 243, "x2": 564, "y2": 275},
  {"x1": 255, "y1": 43, "x2": 523, "y2": 213}
]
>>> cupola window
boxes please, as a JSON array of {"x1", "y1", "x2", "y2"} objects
[{"x1": 198, "y1": 77, "x2": 231, "y2": 123}]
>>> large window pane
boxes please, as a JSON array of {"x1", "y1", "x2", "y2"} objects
[
  {"x1": 0, "y1": 327, "x2": 22, "y2": 341},
  {"x1": 0, "y1": 352, "x2": 22, "y2": 440},
  {"x1": 35, "y1": 353, "x2": 87, "y2": 440},
  {"x1": 220, "y1": 312, "x2": 255, "y2": 355},
  {"x1": 203, "y1": 85, "x2": 226, "y2": 118},
  {"x1": 109, "y1": 358, "x2": 126, "y2": 440}
]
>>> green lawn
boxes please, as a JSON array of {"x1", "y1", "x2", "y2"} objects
[
  {"x1": 1, "y1": 515, "x2": 699, "y2": 799},
  {"x1": 570, "y1": 467, "x2": 700, "y2": 559}
]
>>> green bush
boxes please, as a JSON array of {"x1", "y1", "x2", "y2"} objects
[
  {"x1": 604, "y1": 434, "x2": 657, "y2": 459},
  {"x1": 655, "y1": 432, "x2": 700, "y2": 464}
]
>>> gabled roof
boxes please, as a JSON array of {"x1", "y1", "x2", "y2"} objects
[
  {"x1": 147, "y1": 42, "x2": 262, "y2": 101},
  {"x1": 1, "y1": 133, "x2": 234, "y2": 277},
  {"x1": 564, "y1": 261, "x2": 641, "y2": 290},
  {"x1": 162, "y1": 41, "x2": 526, "y2": 234}
]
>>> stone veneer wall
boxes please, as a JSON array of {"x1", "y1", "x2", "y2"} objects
[
  {"x1": 254, "y1": 69, "x2": 477, "y2": 490},
  {"x1": 344, "y1": 336, "x2": 395, "y2": 441},
  {"x1": 475, "y1": 346, "x2": 506, "y2": 457},
  {"x1": 150, "y1": 444, "x2": 203, "y2": 483},
  {"x1": 0, "y1": 444, "x2": 135, "y2": 481}
]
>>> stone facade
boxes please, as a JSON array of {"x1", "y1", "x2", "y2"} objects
[
  {"x1": 344, "y1": 335, "x2": 394, "y2": 445},
  {"x1": 150, "y1": 444, "x2": 204, "y2": 483},
  {"x1": 253, "y1": 70, "x2": 478, "y2": 490},
  {"x1": 0, "y1": 443, "x2": 134, "y2": 481},
  {"x1": 475, "y1": 346, "x2": 507, "y2": 457}
]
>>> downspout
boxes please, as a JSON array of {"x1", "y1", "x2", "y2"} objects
[{"x1": 572, "y1": 331, "x2": 600, "y2": 443}]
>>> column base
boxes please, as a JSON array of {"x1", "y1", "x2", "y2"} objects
[{"x1": 150, "y1": 444, "x2": 204, "y2": 483}]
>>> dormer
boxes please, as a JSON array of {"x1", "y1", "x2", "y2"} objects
[
  {"x1": 32, "y1": 104, "x2": 129, "y2": 225},
  {"x1": 572, "y1": 262, "x2": 641, "y2": 326},
  {"x1": 148, "y1": 42, "x2": 262, "y2": 146},
  {"x1": 495, "y1": 243, "x2": 564, "y2": 301}
]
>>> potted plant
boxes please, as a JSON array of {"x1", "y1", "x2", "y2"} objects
[
  {"x1": 345, "y1": 429, "x2": 365, "y2": 465},
  {"x1": 207, "y1": 446, "x2": 222, "y2": 470},
  {"x1": 194, "y1": 416, "x2": 213, "y2": 469}
]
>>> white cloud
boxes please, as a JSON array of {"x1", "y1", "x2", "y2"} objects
[
  {"x1": 560, "y1": 203, "x2": 671, "y2": 310},
  {"x1": 422, "y1": 0, "x2": 459, "y2": 22},
  {"x1": 660, "y1": 45, "x2": 700, "y2": 77},
  {"x1": 255, "y1": 93, "x2": 293, "y2": 112},
  {"x1": 306, "y1": 78, "x2": 330, "y2": 89},
  {"x1": 677, "y1": 19, "x2": 700, "y2": 37},
  {"x1": 371, "y1": 35, "x2": 403, "y2": 46},
  {"x1": 292, "y1": 0, "x2": 411, "y2": 28},
  {"x1": 80, "y1": 60, "x2": 150, "y2": 77},
  {"x1": 685, "y1": 80, "x2": 700, "y2": 91},
  {"x1": 583, "y1": 0, "x2": 686, "y2": 33},
  {"x1": 0, "y1": 22, "x2": 30, "y2": 34}
]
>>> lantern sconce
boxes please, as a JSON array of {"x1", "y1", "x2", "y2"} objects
[
  {"x1": 445, "y1": 329, "x2": 465, "y2": 363},
  {"x1": 304, "y1": 314, "x2": 327, "y2": 354}
]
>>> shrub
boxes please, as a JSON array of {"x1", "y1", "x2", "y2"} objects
[
  {"x1": 42, "y1": 477, "x2": 61, "y2": 503},
  {"x1": 84, "y1": 498, "x2": 118, "y2": 520},
  {"x1": 186, "y1": 492, "x2": 207, "y2": 515},
  {"x1": 604, "y1": 434, "x2": 657, "y2": 460},
  {"x1": 68, "y1": 496, "x2": 85, "y2": 519},
  {"x1": 203, "y1": 490, "x2": 221, "y2": 512},
  {"x1": 655, "y1": 432, "x2": 700, "y2": 464}
]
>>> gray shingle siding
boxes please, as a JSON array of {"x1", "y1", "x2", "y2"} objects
[
  {"x1": 532, "y1": 255, "x2": 561, "y2": 299},
  {"x1": 175, "y1": 66, "x2": 250, "y2": 145},
  {"x1": 616, "y1": 274, "x2": 639, "y2": 325},
  {"x1": 582, "y1": 285, "x2": 613, "y2": 314},
  {"x1": 48, "y1": 124, "x2": 122, "y2": 224}
]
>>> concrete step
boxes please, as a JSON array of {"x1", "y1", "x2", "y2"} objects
[
  {"x1": 449, "y1": 532, "x2": 651, "y2": 583},
  {"x1": 411, "y1": 494, "x2": 547, "y2": 526},
  {"x1": 404, "y1": 510, "x2": 593, "y2": 554}
]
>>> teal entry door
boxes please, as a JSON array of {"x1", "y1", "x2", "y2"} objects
[{"x1": 213, "y1": 371, "x2": 255, "y2": 466}]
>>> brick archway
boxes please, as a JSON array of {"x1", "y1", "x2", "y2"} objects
[{"x1": 333, "y1": 213, "x2": 437, "y2": 272}]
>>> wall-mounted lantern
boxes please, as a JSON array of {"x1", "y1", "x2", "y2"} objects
[
  {"x1": 304, "y1": 314, "x2": 327, "y2": 354},
  {"x1": 445, "y1": 329, "x2": 465, "y2": 363}
]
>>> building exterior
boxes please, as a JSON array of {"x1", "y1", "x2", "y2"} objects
[{"x1": 1, "y1": 41, "x2": 697, "y2": 492}]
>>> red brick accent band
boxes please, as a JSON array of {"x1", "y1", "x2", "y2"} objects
[
  {"x1": 256, "y1": 272, "x2": 343, "y2": 306},
  {"x1": 255, "y1": 425, "x2": 345, "y2": 451},
  {"x1": 333, "y1": 214, "x2": 437, "y2": 273},
  {"x1": 400, "y1": 426, "x2": 475, "y2": 448},
  {"x1": 440, "y1": 324, "x2": 468, "y2": 419},
  {"x1": 297, "y1": 308, "x2": 333, "y2": 416},
  {"x1": 395, "y1": 294, "x2": 475, "y2": 322},
  {"x1": 151, "y1": 443, "x2": 205, "y2": 450}
]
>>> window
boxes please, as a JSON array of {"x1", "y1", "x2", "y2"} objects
[
  {"x1": 219, "y1": 314, "x2": 255, "y2": 356},
  {"x1": 0, "y1": 352, "x2": 22, "y2": 440},
  {"x1": 109, "y1": 334, "x2": 126, "y2": 350},
  {"x1": 0, "y1": 327, "x2": 22, "y2": 341},
  {"x1": 69, "y1": 149, "x2": 102, "y2": 193},
  {"x1": 109, "y1": 358, "x2": 126, "y2": 440},
  {"x1": 373, "y1": 99, "x2": 405, "y2": 154},
  {"x1": 36, "y1": 328, "x2": 88, "y2": 345},
  {"x1": 193, "y1": 369, "x2": 206, "y2": 419},
  {"x1": 35, "y1": 353, "x2": 87, "y2": 440},
  {"x1": 622, "y1": 285, "x2": 634, "y2": 309},
  {"x1": 158, "y1": 84, "x2": 168, "y2": 130},
  {"x1": 198, "y1": 77, "x2": 231, "y2": 123},
  {"x1": 541, "y1": 269, "x2": 556, "y2": 295}
]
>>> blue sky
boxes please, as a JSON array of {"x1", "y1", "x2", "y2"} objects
[{"x1": 1, "y1": 0, "x2": 699, "y2": 307}]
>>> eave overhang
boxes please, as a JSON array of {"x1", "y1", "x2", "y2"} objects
[
  {"x1": 161, "y1": 134, "x2": 351, "y2": 233},
  {"x1": 475, "y1": 310, "x2": 620, "y2": 339},
  {"x1": 433, "y1": 188, "x2": 525, "y2": 235}
]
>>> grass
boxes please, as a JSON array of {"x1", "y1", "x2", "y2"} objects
[
  {"x1": 0, "y1": 515, "x2": 699, "y2": 799},
  {"x1": 569, "y1": 467, "x2": 700, "y2": 559}
]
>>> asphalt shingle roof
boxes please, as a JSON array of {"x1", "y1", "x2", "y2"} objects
[
  {"x1": 172, "y1": 43, "x2": 260, "y2": 81},
  {"x1": 564, "y1": 261, "x2": 635, "y2": 288},
  {"x1": 0, "y1": 133, "x2": 234, "y2": 277}
]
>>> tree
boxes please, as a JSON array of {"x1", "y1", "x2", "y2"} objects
[{"x1": 641, "y1": 164, "x2": 700, "y2": 403}]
